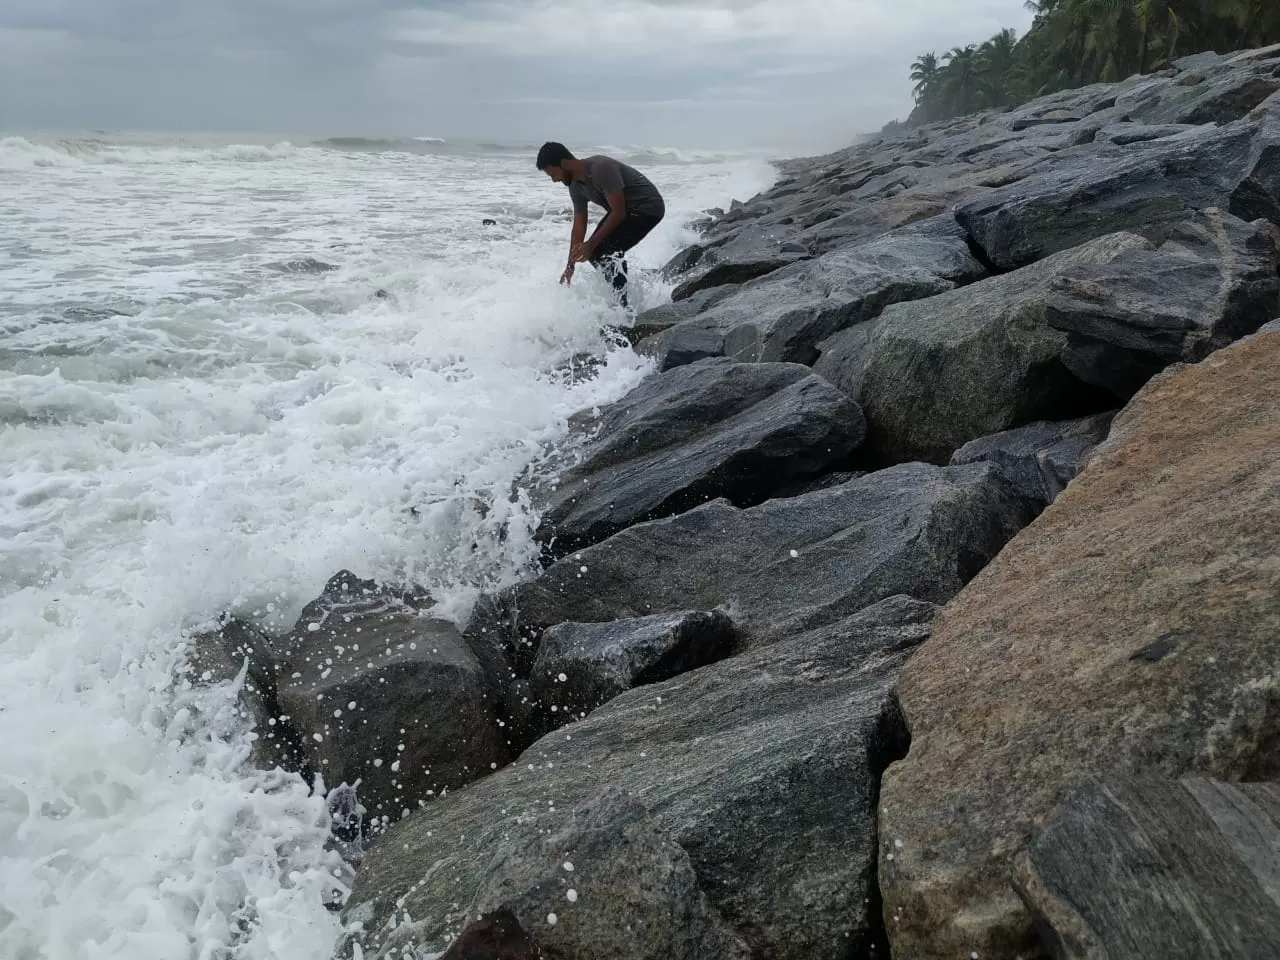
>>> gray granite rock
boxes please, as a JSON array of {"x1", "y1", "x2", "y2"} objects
[
  {"x1": 950, "y1": 412, "x2": 1117, "y2": 508},
  {"x1": 343, "y1": 596, "x2": 936, "y2": 960},
  {"x1": 1014, "y1": 777, "x2": 1280, "y2": 960},
  {"x1": 529, "y1": 611, "x2": 738, "y2": 717},
  {"x1": 533, "y1": 359, "x2": 865, "y2": 555},
  {"x1": 275, "y1": 571, "x2": 509, "y2": 820},
  {"x1": 814, "y1": 232, "x2": 1140, "y2": 464},
  {"x1": 639, "y1": 216, "x2": 986, "y2": 369}
]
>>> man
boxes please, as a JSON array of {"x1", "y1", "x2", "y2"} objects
[{"x1": 536, "y1": 142, "x2": 665, "y2": 308}]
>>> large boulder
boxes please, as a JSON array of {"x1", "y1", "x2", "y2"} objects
[
  {"x1": 949, "y1": 412, "x2": 1116, "y2": 509},
  {"x1": 813, "y1": 232, "x2": 1138, "y2": 465},
  {"x1": 878, "y1": 329, "x2": 1280, "y2": 959},
  {"x1": 956, "y1": 120, "x2": 1280, "y2": 270},
  {"x1": 274, "y1": 571, "x2": 510, "y2": 822},
  {"x1": 816, "y1": 210, "x2": 1280, "y2": 464},
  {"x1": 341, "y1": 596, "x2": 937, "y2": 960},
  {"x1": 1115, "y1": 48, "x2": 1280, "y2": 125},
  {"x1": 669, "y1": 223, "x2": 810, "y2": 301},
  {"x1": 503, "y1": 462, "x2": 1032, "y2": 658},
  {"x1": 1046, "y1": 209, "x2": 1280, "y2": 396},
  {"x1": 438, "y1": 909, "x2": 544, "y2": 960},
  {"x1": 640, "y1": 216, "x2": 986, "y2": 369},
  {"x1": 529, "y1": 611, "x2": 738, "y2": 718},
  {"x1": 461, "y1": 788, "x2": 751, "y2": 960},
  {"x1": 1013, "y1": 776, "x2": 1280, "y2": 960},
  {"x1": 185, "y1": 616, "x2": 305, "y2": 774},
  {"x1": 532, "y1": 359, "x2": 865, "y2": 556}
]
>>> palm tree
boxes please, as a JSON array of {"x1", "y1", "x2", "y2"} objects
[
  {"x1": 942, "y1": 45, "x2": 984, "y2": 115},
  {"x1": 910, "y1": 52, "x2": 941, "y2": 105},
  {"x1": 979, "y1": 28, "x2": 1020, "y2": 106},
  {"x1": 899, "y1": 0, "x2": 1280, "y2": 126}
]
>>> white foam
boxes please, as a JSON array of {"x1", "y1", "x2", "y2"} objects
[
  {"x1": 0, "y1": 136, "x2": 299, "y2": 170},
  {"x1": 0, "y1": 136, "x2": 776, "y2": 958}
]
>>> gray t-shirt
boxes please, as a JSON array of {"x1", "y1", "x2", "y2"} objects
[{"x1": 569, "y1": 155, "x2": 665, "y2": 219}]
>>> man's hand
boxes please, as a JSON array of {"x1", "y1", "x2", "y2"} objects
[
  {"x1": 569, "y1": 239, "x2": 597, "y2": 265},
  {"x1": 559, "y1": 264, "x2": 575, "y2": 285}
]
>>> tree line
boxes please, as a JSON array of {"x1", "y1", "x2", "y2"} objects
[{"x1": 908, "y1": 0, "x2": 1280, "y2": 123}]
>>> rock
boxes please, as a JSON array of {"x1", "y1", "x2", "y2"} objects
[
  {"x1": 1014, "y1": 777, "x2": 1280, "y2": 960},
  {"x1": 186, "y1": 616, "x2": 305, "y2": 773},
  {"x1": 878, "y1": 329, "x2": 1280, "y2": 959},
  {"x1": 275, "y1": 571, "x2": 509, "y2": 821},
  {"x1": 464, "y1": 788, "x2": 752, "y2": 960},
  {"x1": 796, "y1": 170, "x2": 1006, "y2": 256},
  {"x1": 507, "y1": 462, "x2": 1032, "y2": 655},
  {"x1": 661, "y1": 243, "x2": 707, "y2": 278},
  {"x1": 640, "y1": 216, "x2": 986, "y2": 369},
  {"x1": 266, "y1": 257, "x2": 338, "y2": 274},
  {"x1": 1046, "y1": 209, "x2": 1280, "y2": 396},
  {"x1": 949, "y1": 411, "x2": 1116, "y2": 508},
  {"x1": 1111, "y1": 58, "x2": 1280, "y2": 126},
  {"x1": 532, "y1": 359, "x2": 865, "y2": 555},
  {"x1": 626, "y1": 286, "x2": 736, "y2": 344},
  {"x1": 670, "y1": 232, "x2": 808, "y2": 301},
  {"x1": 770, "y1": 469, "x2": 867, "y2": 499},
  {"x1": 342, "y1": 596, "x2": 937, "y2": 960},
  {"x1": 1009, "y1": 112, "x2": 1082, "y2": 132},
  {"x1": 1174, "y1": 74, "x2": 1280, "y2": 125},
  {"x1": 529, "y1": 611, "x2": 738, "y2": 717},
  {"x1": 438, "y1": 908, "x2": 543, "y2": 960},
  {"x1": 956, "y1": 123, "x2": 1280, "y2": 270},
  {"x1": 814, "y1": 232, "x2": 1138, "y2": 465},
  {"x1": 638, "y1": 323, "x2": 725, "y2": 368},
  {"x1": 1094, "y1": 123, "x2": 1200, "y2": 146},
  {"x1": 1172, "y1": 51, "x2": 1226, "y2": 74}
]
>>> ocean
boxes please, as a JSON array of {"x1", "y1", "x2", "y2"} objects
[{"x1": 0, "y1": 133, "x2": 777, "y2": 959}]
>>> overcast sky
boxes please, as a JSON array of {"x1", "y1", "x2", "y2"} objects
[{"x1": 1, "y1": 0, "x2": 1033, "y2": 150}]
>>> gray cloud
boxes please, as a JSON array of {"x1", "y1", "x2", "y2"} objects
[{"x1": 1, "y1": 0, "x2": 1033, "y2": 149}]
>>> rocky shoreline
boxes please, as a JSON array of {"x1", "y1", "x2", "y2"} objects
[{"x1": 195, "y1": 44, "x2": 1280, "y2": 960}]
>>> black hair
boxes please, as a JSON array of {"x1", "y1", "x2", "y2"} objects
[{"x1": 536, "y1": 141, "x2": 575, "y2": 170}]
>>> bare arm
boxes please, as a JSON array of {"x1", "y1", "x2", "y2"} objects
[
  {"x1": 568, "y1": 210, "x2": 588, "y2": 265},
  {"x1": 586, "y1": 191, "x2": 627, "y2": 247},
  {"x1": 561, "y1": 210, "x2": 588, "y2": 284}
]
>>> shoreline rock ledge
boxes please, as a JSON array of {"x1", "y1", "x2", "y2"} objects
[{"x1": 201, "y1": 43, "x2": 1280, "y2": 960}]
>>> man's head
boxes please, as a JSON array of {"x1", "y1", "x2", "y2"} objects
[{"x1": 536, "y1": 141, "x2": 577, "y2": 184}]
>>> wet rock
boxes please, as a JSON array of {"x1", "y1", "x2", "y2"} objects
[
  {"x1": 1046, "y1": 209, "x2": 1280, "y2": 396},
  {"x1": 1094, "y1": 122, "x2": 1200, "y2": 146},
  {"x1": 532, "y1": 359, "x2": 865, "y2": 556},
  {"x1": 266, "y1": 257, "x2": 339, "y2": 274},
  {"x1": 511, "y1": 462, "x2": 1031, "y2": 654},
  {"x1": 670, "y1": 228, "x2": 809, "y2": 301},
  {"x1": 626, "y1": 286, "x2": 735, "y2": 344},
  {"x1": 1009, "y1": 111, "x2": 1082, "y2": 131},
  {"x1": 186, "y1": 616, "x2": 304, "y2": 773},
  {"x1": 949, "y1": 412, "x2": 1116, "y2": 509},
  {"x1": 770, "y1": 469, "x2": 867, "y2": 499},
  {"x1": 529, "y1": 611, "x2": 738, "y2": 717},
  {"x1": 1012, "y1": 777, "x2": 1280, "y2": 960},
  {"x1": 274, "y1": 571, "x2": 509, "y2": 821},
  {"x1": 1111, "y1": 55, "x2": 1280, "y2": 126},
  {"x1": 878, "y1": 329, "x2": 1280, "y2": 959},
  {"x1": 814, "y1": 232, "x2": 1140, "y2": 465},
  {"x1": 640, "y1": 216, "x2": 986, "y2": 369},
  {"x1": 956, "y1": 123, "x2": 1280, "y2": 270},
  {"x1": 464, "y1": 788, "x2": 752, "y2": 960},
  {"x1": 342, "y1": 596, "x2": 936, "y2": 960},
  {"x1": 438, "y1": 908, "x2": 543, "y2": 960}
]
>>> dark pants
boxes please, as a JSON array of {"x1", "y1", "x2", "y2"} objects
[{"x1": 590, "y1": 211, "x2": 663, "y2": 308}]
